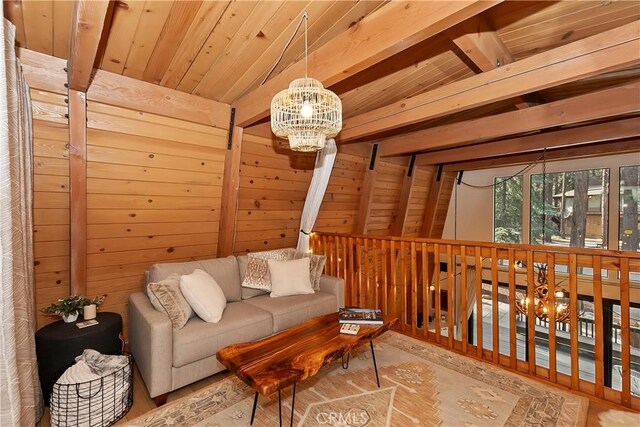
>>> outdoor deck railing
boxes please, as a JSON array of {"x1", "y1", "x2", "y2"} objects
[{"x1": 311, "y1": 232, "x2": 640, "y2": 409}]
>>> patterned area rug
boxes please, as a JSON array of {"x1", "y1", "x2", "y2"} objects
[{"x1": 125, "y1": 332, "x2": 588, "y2": 426}]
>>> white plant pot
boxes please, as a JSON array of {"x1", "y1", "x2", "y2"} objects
[
  {"x1": 62, "y1": 311, "x2": 79, "y2": 323},
  {"x1": 83, "y1": 304, "x2": 97, "y2": 320}
]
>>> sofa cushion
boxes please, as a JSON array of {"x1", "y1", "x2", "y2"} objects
[
  {"x1": 243, "y1": 291, "x2": 337, "y2": 332},
  {"x1": 287, "y1": 250, "x2": 326, "y2": 291},
  {"x1": 172, "y1": 302, "x2": 272, "y2": 368},
  {"x1": 238, "y1": 255, "x2": 268, "y2": 299},
  {"x1": 268, "y1": 258, "x2": 314, "y2": 298},
  {"x1": 149, "y1": 256, "x2": 241, "y2": 302},
  {"x1": 180, "y1": 269, "x2": 226, "y2": 323},
  {"x1": 241, "y1": 255, "x2": 271, "y2": 291},
  {"x1": 147, "y1": 273, "x2": 193, "y2": 330}
]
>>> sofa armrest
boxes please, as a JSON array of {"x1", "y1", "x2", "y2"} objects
[
  {"x1": 128, "y1": 292, "x2": 173, "y2": 398},
  {"x1": 319, "y1": 275, "x2": 344, "y2": 310}
]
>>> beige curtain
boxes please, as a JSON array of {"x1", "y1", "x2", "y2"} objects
[{"x1": 0, "y1": 16, "x2": 43, "y2": 425}]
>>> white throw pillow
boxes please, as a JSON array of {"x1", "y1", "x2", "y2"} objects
[
  {"x1": 268, "y1": 258, "x2": 315, "y2": 298},
  {"x1": 180, "y1": 269, "x2": 226, "y2": 323}
]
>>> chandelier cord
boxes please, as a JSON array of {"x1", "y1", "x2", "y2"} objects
[
  {"x1": 304, "y1": 10, "x2": 308, "y2": 78},
  {"x1": 260, "y1": 10, "x2": 308, "y2": 86}
]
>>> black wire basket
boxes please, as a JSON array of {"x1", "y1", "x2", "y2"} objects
[{"x1": 49, "y1": 352, "x2": 133, "y2": 427}]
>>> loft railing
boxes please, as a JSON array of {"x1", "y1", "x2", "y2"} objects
[{"x1": 311, "y1": 232, "x2": 640, "y2": 409}]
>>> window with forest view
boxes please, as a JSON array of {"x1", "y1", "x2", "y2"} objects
[
  {"x1": 530, "y1": 169, "x2": 609, "y2": 249},
  {"x1": 619, "y1": 165, "x2": 640, "y2": 252},
  {"x1": 493, "y1": 176, "x2": 523, "y2": 243}
]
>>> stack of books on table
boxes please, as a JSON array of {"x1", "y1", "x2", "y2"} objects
[{"x1": 338, "y1": 308, "x2": 383, "y2": 325}]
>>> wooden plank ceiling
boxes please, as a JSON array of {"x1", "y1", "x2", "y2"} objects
[{"x1": 5, "y1": 0, "x2": 640, "y2": 163}]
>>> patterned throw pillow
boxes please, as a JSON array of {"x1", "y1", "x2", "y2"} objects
[
  {"x1": 147, "y1": 273, "x2": 194, "y2": 330},
  {"x1": 287, "y1": 250, "x2": 326, "y2": 290},
  {"x1": 241, "y1": 255, "x2": 271, "y2": 291},
  {"x1": 240, "y1": 248, "x2": 302, "y2": 292}
]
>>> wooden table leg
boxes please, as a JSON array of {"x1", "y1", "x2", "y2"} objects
[{"x1": 370, "y1": 341, "x2": 380, "y2": 388}]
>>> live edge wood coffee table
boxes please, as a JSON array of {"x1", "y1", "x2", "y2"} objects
[{"x1": 216, "y1": 312, "x2": 397, "y2": 426}]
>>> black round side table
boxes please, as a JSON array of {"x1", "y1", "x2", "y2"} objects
[{"x1": 35, "y1": 312, "x2": 123, "y2": 405}]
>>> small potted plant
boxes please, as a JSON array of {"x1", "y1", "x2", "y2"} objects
[{"x1": 42, "y1": 294, "x2": 107, "y2": 323}]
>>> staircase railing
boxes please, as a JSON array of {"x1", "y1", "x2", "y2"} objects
[{"x1": 311, "y1": 232, "x2": 640, "y2": 409}]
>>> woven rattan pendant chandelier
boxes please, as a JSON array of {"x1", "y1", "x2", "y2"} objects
[{"x1": 270, "y1": 11, "x2": 342, "y2": 152}]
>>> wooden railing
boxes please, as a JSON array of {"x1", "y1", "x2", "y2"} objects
[{"x1": 311, "y1": 232, "x2": 640, "y2": 409}]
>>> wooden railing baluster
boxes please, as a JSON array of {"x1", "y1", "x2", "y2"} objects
[
  {"x1": 461, "y1": 245, "x2": 468, "y2": 354},
  {"x1": 447, "y1": 245, "x2": 454, "y2": 348},
  {"x1": 382, "y1": 239, "x2": 388, "y2": 316},
  {"x1": 593, "y1": 255, "x2": 604, "y2": 399},
  {"x1": 422, "y1": 242, "x2": 429, "y2": 338},
  {"x1": 526, "y1": 250, "x2": 536, "y2": 374},
  {"x1": 390, "y1": 240, "x2": 397, "y2": 319},
  {"x1": 435, "y1": 243, "x2": 441, "y2": 344},
  {"x1": 372, "y1": 239, "x2": 379, "y2": 310},
  {"x1": 569, "y1": 253, "x2": 579, "y2": 390},
  {"x1": 508, "y1": 248, "x2": 517, "y2": 369},
  {"x1": 547, "y1": 253, "x2": 557, "y2": 383},
  {"x1": 411, "y1": 241, "x2": 418, "y2": 336},
  {"x1": 475, "y1": 247, "x2": 483, "y2": 359},
  {"x1": 620, "y1": 257, "x2": 631, "y2": 406},
  {"x1": 310, "y1": 232, "x2": 640, "y2": 409},
  {"x1": 363, "y1": 238, "x2": 370, "y2": 308},
  {"x1": 491, "y1": 248, "x2": 499, "y2": 364}
]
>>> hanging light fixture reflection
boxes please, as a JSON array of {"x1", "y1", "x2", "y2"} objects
[
  {"x1": 270, "y1": 11, "x2": 342, "y2": 152},
  {"x1": 515, "y1": 264, "x2": 573, "y2": 323}
]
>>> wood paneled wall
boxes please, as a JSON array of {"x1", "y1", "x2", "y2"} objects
[
  {"x1": 32, "y1": 89, "x2": 71, "y2": 328},
  {"x1": 403, "y1": 166, "x2": 435, "y2": 236},
  {"x1": 366, "y1": 161, "x2": 406, "y2": 235},
  {"x1": 235, "y1": 133, "x2": 315, "y2": 253},
  {"x1": 315, "y1": 152, "x2": 367, "y2": 234},
  {"x1": 84, "y1": 102, "x2": 228, "y2": 331}
]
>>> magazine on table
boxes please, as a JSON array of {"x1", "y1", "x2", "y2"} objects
[{"x1": 338, "y1": 307, "x2": 383, "y2": 325}]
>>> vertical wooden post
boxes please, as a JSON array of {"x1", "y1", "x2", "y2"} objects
[
  {"x1": 217, "y1": 125, "x2": 243, "y2": 257},
  {"x1": 69, "y1": 89, "x2": 87, "y2": 296}
]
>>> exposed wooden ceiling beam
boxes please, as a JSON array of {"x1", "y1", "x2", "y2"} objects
[
  {"x1": 443, "y1": 139, "x2": 640, "y2": 172},
  {"x1": 233, "y1": 1, "x2": 500, "y2": 127},
  {"x1": 448, "y1": 15, "x2": 529, "y2": 110},
  {"x1": 67, "y1": 0, "x2": 110, "y2": 92},
  {"x1": 416, "y1": 117, "x2": 640, "y2": 165},
  {"x1": 377, "y1": 82, "x2": 639, "y2": 157},
  {"x1": 19, "y1": 48, "x2": 231, "y2": 129},
  {"x1": 339, "y1": 20, "x2": 640, "y2": 143}
]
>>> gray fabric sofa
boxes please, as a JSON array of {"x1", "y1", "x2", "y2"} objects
[{"x1": 128, "y1": 254, "x2": 344, "y2": 403}]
